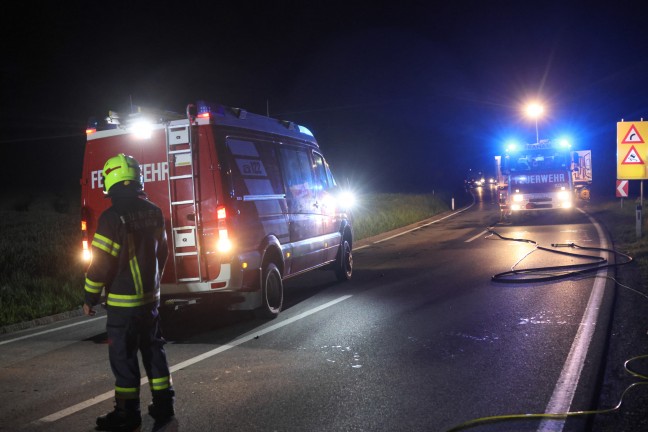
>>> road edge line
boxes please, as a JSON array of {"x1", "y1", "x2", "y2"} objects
[{"x1": 536, "y1": 208, "x2": 612, "y2": 431}]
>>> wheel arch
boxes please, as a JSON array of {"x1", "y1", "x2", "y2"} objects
[{"x1": 259, "y1": 235, "x2": 285, "y2": 277}]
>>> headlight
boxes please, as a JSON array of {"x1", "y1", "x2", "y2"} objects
[
  {"x1": 511, "y1": 204, "x2": 521, "y2": 211},
  {"x1": 557, "y1": 190, "x2": 570, "y2": 201},
  {"x1": 338, "y1": 191, "x2": 357, "y2": 209},
  {"x1": 512, "y1": 194, "x2": 524, "y2": 202}
]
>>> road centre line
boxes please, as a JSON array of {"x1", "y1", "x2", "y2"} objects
[
  {"x1": 465, "y1": 229, "x2": 489, "y2": 243},
  {"x1": 537, "y1": 209, "x2": 610, "y2": 432},
  {"x1": 34, "y1": 294, "x2": 353, "y2": 425},
  {"x1": 0, "y1": 316, "x2": 106, "y2": 346}
]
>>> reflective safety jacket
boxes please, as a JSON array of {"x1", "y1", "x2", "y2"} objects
[{"x1": 84, "y1": 195, "x2": 168, "y2": 313}]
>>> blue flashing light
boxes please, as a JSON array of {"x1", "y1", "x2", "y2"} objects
[
  {"x1": 505, "y1": 141, "x2": 518, "y2": 153},
  {"x1": 298, "y1": 125, "x2": 314, "y2": 137},
  {"x1": 196, "y1": 100, "x2": 225, "y2": 117},
  {"x1": 558, "y1": 138, "x2": 571, "y2": 149}
]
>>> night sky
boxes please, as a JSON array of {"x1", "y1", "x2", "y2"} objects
[{"x1": 2, "y1": 1, "x2": 648, "y2": 199}]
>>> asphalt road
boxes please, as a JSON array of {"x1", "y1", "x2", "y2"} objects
[{"x1": 0, "y1": 187, "x2": 620, "y2": 432}]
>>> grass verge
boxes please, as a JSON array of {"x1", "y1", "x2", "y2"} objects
[
  {"x1": 0, "y1": 210, "x2": 85, "y2": 327},
  {"x1": 351, "y1": 192, "x2": 451, "y2": 240},
  {"x1": 585, "y1": 198, "x2": 648, "y2": 289}
]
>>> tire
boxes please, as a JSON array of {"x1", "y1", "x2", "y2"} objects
[
  {"x1": 334, "y1": 239, "x2": 353, "y2": 282},
  {"x1": 256, "y1": 262, "x2": 283, "y2": 319}
]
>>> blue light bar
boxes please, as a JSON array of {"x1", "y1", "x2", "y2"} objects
[
  {"x1": 196, "y1": 100, "x2": 225, "y2": 117},
  {"x1": 298, "y1": 125, "x2": 314, "y2": 136},
  {"x1": 505, "y1": 141, "x2": 518, "y2": 153}
]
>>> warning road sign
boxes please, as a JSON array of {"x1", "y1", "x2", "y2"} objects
[
  {"x1": 616, "y1": 180, "x2": 629, "y2": 198},
  {"x1": 621, "y1": 124, "x2": 645, "y2": 143},
  {"x1": 622, "y1": 146, "x2": 644, "y2": 164},
  {"x1": 617, "y1": 121, "x2": 648, "y2": 179}
]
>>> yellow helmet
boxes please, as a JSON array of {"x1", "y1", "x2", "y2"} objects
[{"x1": 102, "y1": 153, "x2": 143, "y2": 193}]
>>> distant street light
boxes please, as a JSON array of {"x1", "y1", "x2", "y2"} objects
[{"x1": 525, "y1": 103, "x2": 544, "y2": 143}]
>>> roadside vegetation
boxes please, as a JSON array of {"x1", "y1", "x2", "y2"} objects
[
  {"x1": 1, "y1": 191, "x2": 646, "y2": 329},
  {"x1": 585, "y1": 198, "x2": 648, "y2": 287},
  {"x1": 351, "y1": 192, "x2": 452, "y2": 241},
  {"x1": 0, "y1": 198, "x2": 85, "y2": 327}
]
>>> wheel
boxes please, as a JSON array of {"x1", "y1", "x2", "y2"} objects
[
  {"x1": 334, "y1": 239, "x2": 353, "y2": 281},
  {"x1": 256, "y1": 262, "x2": 283, "y2": 319}
]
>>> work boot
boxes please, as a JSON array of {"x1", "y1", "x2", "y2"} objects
[
  {"x1": 149, "y1": 389, "x2": 175, "y2": 423},
  {"x1": 148, "y1": 400, "x2": 175, "y2": 422},
  {"x1": 96, "y1": 406, "x2": 141, "y2": 431}
]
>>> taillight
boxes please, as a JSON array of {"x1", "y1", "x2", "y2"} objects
[
  {"x1": 216, "y1": 206, "x2": 232, "y2": 253},
  {"x1": 81, "y1": 213, "x2": 92, "y2": 261}
]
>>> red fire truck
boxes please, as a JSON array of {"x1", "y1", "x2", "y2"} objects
[
  {"x1": 81, "y1": 101, "x2": 354, "y2": 318},
  {"x1": 495, "y1": 140, "x2": 592, "y2": 222}
]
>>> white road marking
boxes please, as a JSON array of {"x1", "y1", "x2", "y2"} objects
[
  {"x1": 33, "y1": 295, "x2": 353, "y2": 425},
  {"x1": 0, "y1": 316, "x2": 106, "y2": 346},
  {"x1": 465, "y1": 229, "x2": 488, "y2": 243},
  {"x1": 537, "y1": 209, "x2": 610, "y2": 431}
]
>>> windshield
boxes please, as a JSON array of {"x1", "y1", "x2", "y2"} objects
[{"x1": 507, "y1": 149, "x2": 570, "y2": 173}]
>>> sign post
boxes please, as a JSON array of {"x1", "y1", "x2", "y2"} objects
[
  {"x1": 639, "y1": 181, "x2": 644, "y2": 238},
  {"x1": 617, "y1": 120, "x2": 648, "y2": 238}
]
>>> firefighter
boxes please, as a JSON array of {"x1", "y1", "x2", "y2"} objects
[{"x1": 83, "y1": 153, "x2": 175, "y2": 431}]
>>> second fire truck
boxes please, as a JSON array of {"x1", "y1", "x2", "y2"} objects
[{"x1": 495, "y1": 140, "x2": 592, "y2": 222}]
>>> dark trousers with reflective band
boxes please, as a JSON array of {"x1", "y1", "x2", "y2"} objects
[{"x1": 107, "y1": 309, "x2": 174, "y2": 411}]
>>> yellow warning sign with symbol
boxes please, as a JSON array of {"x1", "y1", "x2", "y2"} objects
[
  {"x1": 617, "y1": 121, "x2": 648, "y2": 179},
  {"x1": 621, "y1": 124, "x2": 645, "y2": 143},
  {"x1": 622, "y1": 146, "x2": 644, "y2": 164}
]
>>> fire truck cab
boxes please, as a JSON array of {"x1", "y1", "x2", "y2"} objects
[{"x1": 81, "y1": 101, "x2": 354, "y2": 318}]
